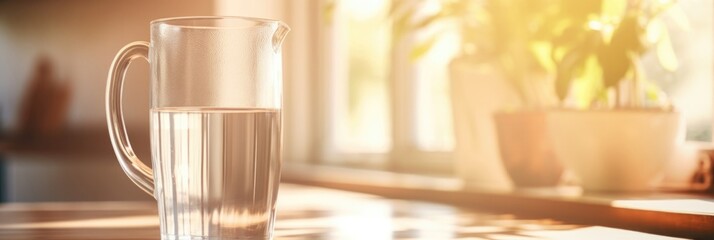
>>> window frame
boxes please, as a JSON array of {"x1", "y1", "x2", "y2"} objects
[{"x1": 284, "y1": 0, "x2": 454, "y2": 175}]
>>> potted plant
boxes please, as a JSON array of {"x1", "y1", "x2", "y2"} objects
[
  {"x1": 391, "y1": 0, "x2": 564, "y2": 189},
  {"x1": 544, "y1": 0, "x2": 685, "y2": 191}
]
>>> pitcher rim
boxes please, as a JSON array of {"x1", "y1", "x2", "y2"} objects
[{"x1": 151, "y1": 16, "x2": 287, "y2": 29}]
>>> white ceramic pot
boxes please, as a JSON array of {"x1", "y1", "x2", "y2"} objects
[
  {"x1": 449, "y1": 57, "x2": 519, "y2": 191},
  {"x1": 546, "y1": 110, "x2": 683, "y2": 192}
]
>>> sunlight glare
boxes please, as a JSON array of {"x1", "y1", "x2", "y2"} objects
[
  {"x1": 0, "y1": 215, "x2": 158, "y2": 229},
  {"x1": 345, "y1": 0, "x2": 386, "y2": 20},
  {"x1": 522, "y1": 226, "x2": 684, "y2": 240},
  {"x1": 611, "y1": 199, "x2": 714, "y2": 215}
]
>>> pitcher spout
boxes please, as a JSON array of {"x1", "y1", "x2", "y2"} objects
[{"x1": 272, "y1": 22, "x2": 290, "y2": 52}]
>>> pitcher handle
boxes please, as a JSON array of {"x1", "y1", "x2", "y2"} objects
[{"x1": 105, "y1": 41, "x2": 155, "y2": 197}]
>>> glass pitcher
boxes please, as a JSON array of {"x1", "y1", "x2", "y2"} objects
[{"x1": 106, "y1": 16, "x2": 289, "y2": 240}]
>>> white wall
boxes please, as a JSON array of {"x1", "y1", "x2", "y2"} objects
[
  {"x1": 0, "y1": 0, "x2": 214, "y2": 129},
  {"x1": 0, "y1": 0, "x2": 215, "y2": 202},
  {"x1": 215, "y1": 0, "x2": 285, "y2": 19}
]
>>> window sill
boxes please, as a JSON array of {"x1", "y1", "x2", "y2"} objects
[{"x1": 281, "y1": 163, "x2": 714, "y2": 239}]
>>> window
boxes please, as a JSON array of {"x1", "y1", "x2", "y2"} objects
[
  {"x1": 312, "y1": 0, "x2": 457, "y2": 173},
  {"x1": 282, "y1": 0, "x2": 714, "y2": 176},
  {"x1": 643, "y1": 0, "x2": 713, "y2": 141}
]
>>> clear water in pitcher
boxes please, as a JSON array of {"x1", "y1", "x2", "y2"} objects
[{"x1": 150, "y1": 107, "x2": 282, "y2": 239}]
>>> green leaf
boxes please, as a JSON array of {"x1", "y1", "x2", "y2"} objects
[
  {"x1": 530, "y1": 41, "x2": 555, "y2": 73},
  {"x1": 562, "y1": 0, "x2": 601, "y2": 22},
  {"x1": 665, "y1": 3, "x2": 691, "y2": 31},
  {"x1": 322, "y1": 0, "x2": 336, "y2": 26},
  {"x1": 391, "y1": 1, "x2": 447, "y2": 41},
  {"x1": 571, "y1": 56, "x2": 604, "y2": 108},
  {"x1": 657, "y1": 30, "x2": 679, "y2": 72},
  {"x1": 555, "y1": 48, "x2": 587, "y2": 100},
  {"x1": 391, "y1": 0, "x2": 421, "y2": 40},
  {"x1": 388, "y1": 0, "x2": 415, "y2": 19},
  {"x1": 410, "y1": 34, "x2": 439, "y2": 61},
  {"x1": 599, "y1": 14, "x2": 640, "y2": 88},
  {"x1": 597, "y1": 44, "x2": 629, "y2": 89},
  {"x1": 644, "y1": 79, "x2": 673, "y2": 108},
  {"x1": 601, "y1": 0, "x2": 626, "y2": 21},
  {"x1": 392, "y1": 12, "x2": 413, "y2": 39},
  {"x1": 645, "y1": 80, "x2": 663, "y2": 101},
  {"x1": 646, "y1": 18, "x2": 666, "y2": 45},
  {"x1": 612, "y1": 14, "x2": 646, "y2": 53},
  {"x1": 411, "y1": 14, "x2": 443, "y2": 31}
]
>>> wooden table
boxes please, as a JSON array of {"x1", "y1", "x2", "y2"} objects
[{"x1": 0, "y1": 184, "x2": 689, "y2": 240}]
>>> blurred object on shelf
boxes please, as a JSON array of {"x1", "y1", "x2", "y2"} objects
[
  {"x1": 15, "y1": 57, "x2": 71, "y2": 141},
  {"x1": 693, "y1": 147, "x2": 714, "y2": 192},
  {"x1": 661, "y1": 143, "x2": 714, "y2": 193}
]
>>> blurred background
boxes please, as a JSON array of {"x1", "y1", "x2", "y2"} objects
[{"x1": 0, "y1": 0, "x2": 711, "y2": 202}]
